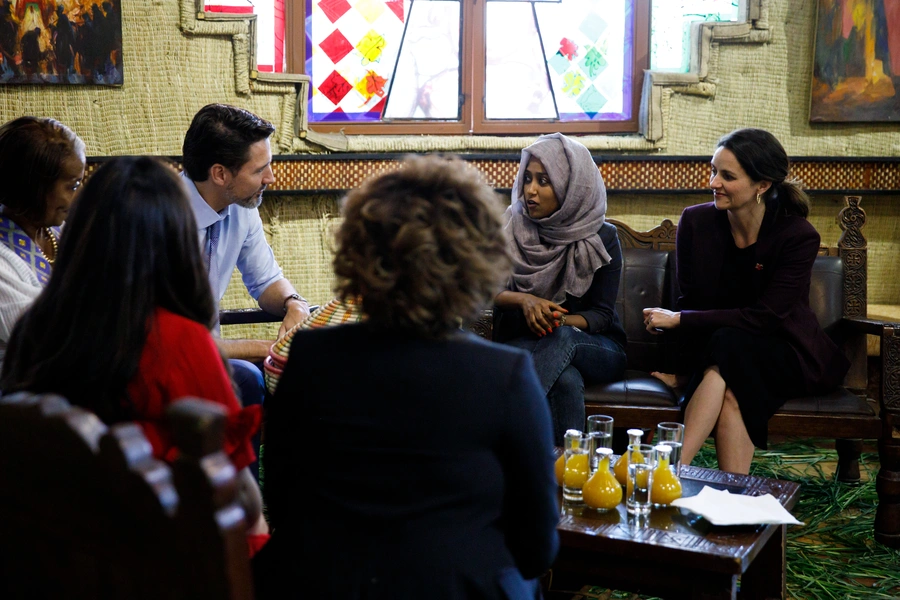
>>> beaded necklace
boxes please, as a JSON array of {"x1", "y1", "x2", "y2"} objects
[{"x1": 35, "y1": 227, "x2": 59, "y2": 265}]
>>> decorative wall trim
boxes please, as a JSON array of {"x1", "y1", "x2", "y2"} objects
[
  {"x1": 83, "y1": 155, "x2": 900, "y2": 194},
  {"x1": 178, "y1": 0, "x2": 309, "y2": 152},
  {"x1": 261, "y1": 155, "x2": 900, "y2": 194}
]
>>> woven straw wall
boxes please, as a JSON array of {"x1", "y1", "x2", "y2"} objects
[
  {"x1": 663, "y1": 0, "x2": 900, "y2": 155},
  {"x1": 0, "y1": 0, "x2": 296, "y2": 154},
  {"x1": 221, "y1": 191, "x2": 900, "y2": 340}
]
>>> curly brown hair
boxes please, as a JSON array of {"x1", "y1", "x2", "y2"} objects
[{"x1": 334, "y1": 154, "x2": 510, "y2": 339}]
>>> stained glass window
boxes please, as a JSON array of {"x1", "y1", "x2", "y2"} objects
[
  {"x1": 650, "y1": 0, "x2": 739, "y2": 72},
  {"x1": 485, "y1": 0, "x2": 633, "y2": 122},
  {"x1": 205, "y1": 0, "x2": 286, "y2": 73},
  {"x1": 305, "y1": 0, "x2": 636, "y2": 126}
]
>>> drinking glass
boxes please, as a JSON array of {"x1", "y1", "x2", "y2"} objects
[
  {"x1": 586, "y1": 415, "x2": 614, "y2": 473},
  {"x1": 562, "y1": 429, "x2": 591, "y2": 504},
  {"x1": 656, "y1": 422, "x2": 685, "y2": 475},
  {"x1": 626, "y1": 443, "x2": 655, "y2": 516}
]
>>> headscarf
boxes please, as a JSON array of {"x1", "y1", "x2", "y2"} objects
[{"x1": 505, "y1": 133, "x2": 610, "y2": 303}]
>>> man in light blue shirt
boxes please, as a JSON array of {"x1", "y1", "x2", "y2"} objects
[
  {"x1": 182, "y1": 104, "x2": 310, "y2": 355},
  {"x1": 182, "y1": 105, "x2": 310, "y2": 478}
]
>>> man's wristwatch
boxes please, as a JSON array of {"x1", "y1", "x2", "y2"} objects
[{"x1": 283, "y1": 293, "x2": 306, "y2": 314}]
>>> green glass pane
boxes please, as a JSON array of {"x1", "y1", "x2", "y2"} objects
[
  {"x1": 533, "y1": 0, "x2": 631, "y2": 120},
  {"x1": 651, "y1": 0, "x2": 740, "y2": 72}
]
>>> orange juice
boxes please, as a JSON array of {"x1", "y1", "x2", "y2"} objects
[
  {"x1": 651, "y1": 445, "x2": 682, "y2": 505},
  {"x1": 563, "y1": 453, "x2": 590, "y2": 489},
  {"x1": 614, "y1": 429, "x2": 645, "y2": 485},
  {"x1": 583, "y1": 451, "x2": 622, "y2": 510}
]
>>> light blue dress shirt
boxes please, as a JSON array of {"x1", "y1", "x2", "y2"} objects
[{"x1": 183, "y1": 174, "x2": 284, "y2": 308}]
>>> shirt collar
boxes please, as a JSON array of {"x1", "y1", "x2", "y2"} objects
[{"x1": 182, "y1": 172, "x2": 226, "y2": 228}]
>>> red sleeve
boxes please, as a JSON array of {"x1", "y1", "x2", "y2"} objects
[{"x1": 131, "y1": 310, "x2": 260, "y2": 470}]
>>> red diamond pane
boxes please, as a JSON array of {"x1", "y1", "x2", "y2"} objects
[
  {"x1": 386, "y1": 0, "x2": 404, "y2": 22},
  {"x1": 318, "y1": 0, "x2": 351, "y2": 23},
  {"x1": 319, "y1": 29, "x2": 354, "y2": 64},
  {"x1": 369, "y1": 96, "x2": 387, "y2": 116},
  {"x1": 318, "y1": 70, "x2": 353, "y2": 105}
]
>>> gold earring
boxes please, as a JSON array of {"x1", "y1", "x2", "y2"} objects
[{"x1": 756, "y1": 193, "x2": 761, "y2": 205}]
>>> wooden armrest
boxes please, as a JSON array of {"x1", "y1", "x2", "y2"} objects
[
  {"x1": 843, "y1": 316, "x2": 900, "y2": 336},
  {"x1": 219, "y1": 306, "x2": 320, "y2": 326}
]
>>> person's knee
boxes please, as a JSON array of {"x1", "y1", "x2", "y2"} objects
[
  {"x1": 230, "y1": 359, "x2": 265, "y2": 408},
  {"x1": 719, "y1": 388, "x2": 741, "y2": 421},
  {"x1": 551, "y1": 323, "x2": 580, "y2": 347},
  {"x1": 552, "y1": 365, "x2": 584, "y2": 396}
]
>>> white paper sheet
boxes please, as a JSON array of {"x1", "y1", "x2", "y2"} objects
[{"x1": 670, "y1": 486, "x2": 803, "y2": 526}]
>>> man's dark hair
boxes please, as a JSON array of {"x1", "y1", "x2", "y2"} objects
[{"x1": 181, "y1": 104, "x2": 275, "y2": 182}]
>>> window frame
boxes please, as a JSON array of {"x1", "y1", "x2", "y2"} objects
[{"x1": 287, "y1": 0, "x2": 650, "y2": 135}]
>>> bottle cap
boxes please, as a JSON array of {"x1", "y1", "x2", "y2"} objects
[
  {"x1": 564, "y1": 429, "x2": 583, "y2": 437},
  {"x1": 626, "y1": 428, "x2": 643, "y2": 436},
  {"x1": 595, "y1": 447, "x2": 613, "y2": 457},
  {"x1": 654, "y1": 444, "x2": 672, "y2": 455}
]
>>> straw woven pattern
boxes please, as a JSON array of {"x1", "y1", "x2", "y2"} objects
[
  {"x1": 663, "y1": 1, "x2": 900, "y2": 156},
  {"x1": 219, "y1": 194, "x2": 341, "y2": 340},
  {"x1": 0, "y1": 0, "x2": 299, "y2": 155}
]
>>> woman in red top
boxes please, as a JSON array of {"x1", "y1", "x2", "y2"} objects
[{"x1": 1, "y1": 156, "x2": 266, "y2": 537}]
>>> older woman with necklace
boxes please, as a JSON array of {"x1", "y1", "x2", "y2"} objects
[
  {"x1": 494, "y1": 133, "x2": 627, "y2": 445},
  {"x1": 0, "y1": 117, "x2": 85, "y2": 367}
]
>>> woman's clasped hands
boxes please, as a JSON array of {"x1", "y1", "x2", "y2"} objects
[
  {"x1": 642, "y1": 307, "x2": 680, "y2": 334},
  {"x1": 519, "y1": 293, "x2": 568, "y2": 337}
]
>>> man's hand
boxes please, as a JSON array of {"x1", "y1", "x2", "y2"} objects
[{"x1": 278, "y1": 299, "x2": 310, "y2": 339}]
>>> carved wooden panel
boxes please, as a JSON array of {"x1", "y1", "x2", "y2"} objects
[
  {"x1": 882, "y1": 327, "x2": 900, "y2": 411},
  {"x1": 608, "y1": 218, "x2": 677, "y2": 251},
  {"x1": 838, "y1": 196, "x2": 868, "y2": 319},
  {"x1": 467, "y1": 310, "x2": 493, "y2": 340}
]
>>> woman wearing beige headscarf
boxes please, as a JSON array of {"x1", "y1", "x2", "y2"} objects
[{"x1": 495, "y1": 133, "x2": 627, "y2": 445}]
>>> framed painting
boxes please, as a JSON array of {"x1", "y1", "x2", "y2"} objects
[
  {"x1": 0, "y1": 0, "x2": 122, "y2": 85},
  {"x1": 811, "y1": 0, "x2": 900, "y2": 122}
]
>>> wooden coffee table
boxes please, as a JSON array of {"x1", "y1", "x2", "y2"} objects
[{"x1": 551, "y1": 464, "x2": 801, "y2": 600}]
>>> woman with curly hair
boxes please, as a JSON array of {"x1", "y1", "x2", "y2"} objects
[
  {"x1": 495, "y1": 133, "x2": 627, "y2": 445},
  {"x1": 255, "y1": 155, "x2": 559, "y2": 600}
]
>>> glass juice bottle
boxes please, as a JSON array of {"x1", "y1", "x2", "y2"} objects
[
  {"x1": 562, "y1": 429, "x2": 590, "y2": 503},
  {"x1": 651, "y1": 444, "x2": 683, "y2": 506},
  {"x1": 614, "y1": 428, "x2": 645, "y2": 486},
  {"x1": 583, "y1": 447, "x2": 622, "y2": 511}
]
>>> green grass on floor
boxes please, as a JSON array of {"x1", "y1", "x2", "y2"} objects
[{"x1": 550, "y1": 439, "x2": 900, "y2": 600}]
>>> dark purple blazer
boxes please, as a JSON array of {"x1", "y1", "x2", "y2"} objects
[{"x1": 675, "y1": 201, "x2": 850, "y2": 393}]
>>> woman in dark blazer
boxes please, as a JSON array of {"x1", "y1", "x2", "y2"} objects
[
  {"x1": 254, "y1": 155, "x2": 559, "y2": 599},
  {"x1": 642, "y1": 129, "x2": 849, "y2": 474}
]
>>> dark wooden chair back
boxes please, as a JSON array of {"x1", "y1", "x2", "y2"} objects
[{"x1": 0, "y1": 393, "x2": 253, "y2": 600}]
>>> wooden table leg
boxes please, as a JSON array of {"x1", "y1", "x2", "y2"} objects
[{"x1": 738, "y1": 525, "x2": 786, "y2": 599}]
